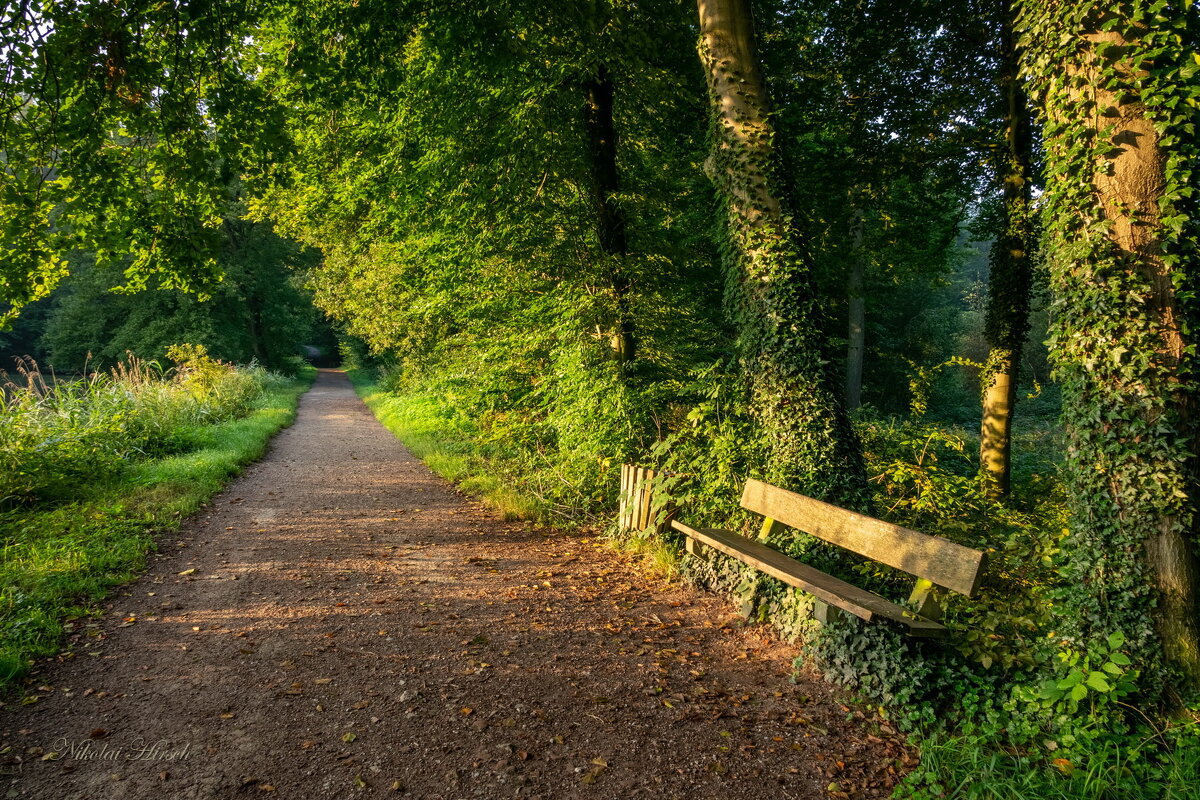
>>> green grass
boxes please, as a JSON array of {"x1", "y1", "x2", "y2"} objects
[
  {"x1": 899, "y1": 728, "x2": 1200, "y2": 800},
  {"x1": 347, "y1": 369, "x2": 543, "y2": 521},
  {"x1": 0, "y1": 368, "x2": 314, "y2": 687}
]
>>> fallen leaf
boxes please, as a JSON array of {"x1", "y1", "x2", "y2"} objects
[{"x1": 342, "y1": 732, "x2": 357, "y2": 743}]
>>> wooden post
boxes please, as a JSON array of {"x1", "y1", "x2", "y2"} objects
[
  {"x1": 636, "y1": 466, "x2": 646, "y2": 530},
  {"x1": 624, "y1": 464, "x2": 634, "y2": 530}
]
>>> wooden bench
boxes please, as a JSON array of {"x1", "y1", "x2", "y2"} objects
[{"x1": 671, "y1": 479, "x2": 986, "y2": 637}]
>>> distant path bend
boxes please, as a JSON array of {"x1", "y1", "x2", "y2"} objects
[{"x1": 2, "y1": 369, "x2": 907, "y2": 799}]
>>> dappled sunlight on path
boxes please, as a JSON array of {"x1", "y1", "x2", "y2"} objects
[{"x1": 2, "y1": 370, "x2": 908, "y2": 799}]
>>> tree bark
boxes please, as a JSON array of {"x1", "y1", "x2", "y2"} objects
[
  {"x1": 980, "y1": 5, "x2": 1034, "y2": 498},
  {"x1": 583, "y1": 67, "x2": 635, "y2": 365},
  {"x1": 695, "y1": 0, "x2": 865, "y2": 504}
]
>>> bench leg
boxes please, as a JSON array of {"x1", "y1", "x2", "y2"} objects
[
  {"x1": 813, "y1": 600, "x2": 847, "y2": 626},
  {"x1": 685, "y1": 538, "x2": 712, "y2": 560},
  {"x1": 907, "y1": 578, "x2": 944, "y2": 622}
]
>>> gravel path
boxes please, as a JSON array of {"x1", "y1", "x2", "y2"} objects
[{"x1": 2, "y1": 369, "x2": 909, "y2": 799}]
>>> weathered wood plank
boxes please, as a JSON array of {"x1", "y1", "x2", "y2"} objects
[
  {"x1": 739, "y1": 479, "x2": 985, "y2": 596},
  {"x1": 624, "y1": 462, "x2": 633, "y2": 532},
  {"x1": 671, "y1": 520, "x2": 947, "y2": 637},
  {"x1": 645, "y1": 468, "x2": 654, "y2": 530}
]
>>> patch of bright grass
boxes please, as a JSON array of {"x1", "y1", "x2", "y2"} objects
[
  {"x1": 898, "y1": 726, "x2": 1200, "y2": 800},
  {"x1": 347, "y1": 369, "x2": 543, "y2": 521},
  {"x1": 0, "y1": 369, "x2": 313, "y2": 687},
  {"x1": 603, "y1": 525, "x2": 681, "y2": 580}
]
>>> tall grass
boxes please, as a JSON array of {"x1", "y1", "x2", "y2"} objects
[
  {"x1": 0, "y1": 348, "x2": 286, "y2": 504},
  {"x1": 0, "y1": 348, "x2": 310, "y2": 686}
]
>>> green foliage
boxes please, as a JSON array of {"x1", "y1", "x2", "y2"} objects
[
  {"x1": 35, "y1": 217, "x2": 323, "y2": 374},
  {"x1": 898, "y1": 721, "x2": 1200, "y2": 800},
  {"x1": 250, "y1": 0, "x2": 726, "y2": 530},
  {"x1": 760, "y1": 0, "x2": 991, "y2": 413},
  {"x1": 1019, "y1": 632, "x2": 1138, "y2": 723},
  {"x1": 0, "y1": 0, "x2": 283, "y2": 321}
]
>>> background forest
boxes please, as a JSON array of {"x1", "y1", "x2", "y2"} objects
[{"x1": 2, "y1": 0, "x2": 1199, "y2": 797}]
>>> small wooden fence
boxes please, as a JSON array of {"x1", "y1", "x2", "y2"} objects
[{"x1": 618, "y1": 464, "x2": 675, "y2": 534}]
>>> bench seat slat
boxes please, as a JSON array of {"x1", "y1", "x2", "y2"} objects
[
  {"x1": 740, "y1": 479, "x2": 985, "y2": 596},
  {"x1": 672, "y1": 520, "x2": 947, "y2": 638}
]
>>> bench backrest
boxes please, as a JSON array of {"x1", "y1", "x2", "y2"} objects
[{"x1": 740, "y1": 479, "x2": 985, "y2": 596}]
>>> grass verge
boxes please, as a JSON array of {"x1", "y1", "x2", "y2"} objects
[
  {"x1": 0, "y1": 368, "x2": 314, "y2": 688},
  {"x1": 899, "y1": 728, "x2": 1200, "y2": 800}
]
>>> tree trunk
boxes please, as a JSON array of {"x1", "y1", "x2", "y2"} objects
[
  {"x1": 1083, "y1": 21, "x2": 1200, "y2": 691},
  {"x1": 695, "y1": 0, "x2": 865, "y2": 504},
  {"x1": 1021, "y1": 2, "x2": 1200, "y2": 688},
  {"x1": 583, "y1": 67, "x2": 635, "y2": 365},
  {"x1": 844, "y1": 209, "x2": 866, "y2": 412},
  {"x1": 979, "y1": 5, "x2": 1034, "y2": 498}
]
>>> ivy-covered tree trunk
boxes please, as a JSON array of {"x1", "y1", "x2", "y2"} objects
[
  {"x1": 1020, "y1": 1, "x2": 1200, "y2": 687},
  {"x1": 979, "y1": 6, "x2": 1035, "y2": 499},
  {"x1": 583, "y1": 67, "x2": 636, "y2": 364},
  {"x1": 695, "y1": 0, "x2": 865, "y2": 503}
]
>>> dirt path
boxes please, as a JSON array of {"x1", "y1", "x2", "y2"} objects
[{"x1": 2, "y1": 370, "x2": 908, "y2": 799}]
